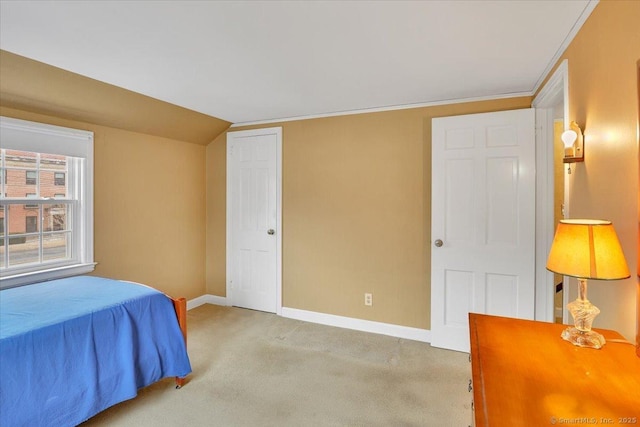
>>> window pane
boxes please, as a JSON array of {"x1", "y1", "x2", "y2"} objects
[
  {"x1": 0, "y1": 213, "x2": 4, "y2": 237},
  {"x1": 6, "y1": 169, "x2": 36, "y2": 197},
  {"x1": 43, "y1": 204, "x2": 68, "y2": 232},
  {"x1": 8, "y1": 235, "x2": 39, "y2": 266},
  {"x1": 0, "y1": 244, "x2": 4, "y2": 268},
  {"x1": 43, "y1": 232, "x2": 70, "y2": 262},
  {"x1": 7, "y1": 204, "x2": 39, "y2": 234},
  {"x1": 40, "y1": 153, "x2": 67, "y2": 171},
  {"x1": 41, "y1": 172, "x2": 68, "y2": 197},
  {"x1": 5, "y1": 150, "x2": 36, "y2": 168}
]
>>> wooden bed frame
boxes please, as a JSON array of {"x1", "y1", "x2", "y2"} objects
[{"x1": 171, "y1": 297, "x2": 188, "y2": 388}]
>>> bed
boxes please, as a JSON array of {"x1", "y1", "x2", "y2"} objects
[{"x1": 0, "y1": 275, "x2": 192, "y2": 427}]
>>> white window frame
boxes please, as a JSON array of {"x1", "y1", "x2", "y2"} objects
[{"x1": 0, "y1": 116, "x2": 95, "y2": 289}]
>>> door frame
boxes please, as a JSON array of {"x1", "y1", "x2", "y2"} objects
[
  {"x1": 532, "y1": 59, "x2": 569, "y2": 322},
  {"x1": 226, "y1": 126, "x2": 283, "y2": 315}
]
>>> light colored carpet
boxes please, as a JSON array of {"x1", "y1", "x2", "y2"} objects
[{"x1": 83, "y1": 304, "x2": 472, "y2": 426}]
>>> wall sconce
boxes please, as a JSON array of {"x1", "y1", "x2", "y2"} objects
[{"x1": 561, "y1": 121, "x2": 584, "y2": 169}]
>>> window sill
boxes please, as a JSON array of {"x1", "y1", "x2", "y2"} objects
[{"x1": 0, "y1": 263, "x2": 97, "y2": 290}]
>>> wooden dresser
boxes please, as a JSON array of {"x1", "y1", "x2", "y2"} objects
[{"x1": 469, "y1": 313, "x2": 640, "y2": 426}]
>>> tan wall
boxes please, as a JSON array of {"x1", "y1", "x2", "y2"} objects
[
  {"x1": 206, "y1": 131, "x2": 227, "y2": 297},
  {"x1": 541, "y1": 0, "x2": 640, "y2": 340},
  {"x1": 1, "y1": 106, "x2": 207, "y2": 300},
  {"x1": 206, "y1": 96, "x2": 531, "y2": 329}
]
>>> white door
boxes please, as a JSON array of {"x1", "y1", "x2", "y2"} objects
[
  {"x1": 431, "y1": 109, "x2": 535, "y2": 352},
  {"x1": 227, "y1": 127, "x2": 282, "y2": 313}
]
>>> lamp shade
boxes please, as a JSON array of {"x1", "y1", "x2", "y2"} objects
[{"x1": 546, "y1": 219, "x2": 630, "y2": 280}]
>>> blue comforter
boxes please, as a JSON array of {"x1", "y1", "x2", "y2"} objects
[{"x1": 0, "y1": 276, "x2": 192, "y2": 427}]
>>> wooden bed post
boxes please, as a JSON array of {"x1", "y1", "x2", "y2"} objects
[{"x1": 172, "y1": 297, "x2": 187, "y2": 389}]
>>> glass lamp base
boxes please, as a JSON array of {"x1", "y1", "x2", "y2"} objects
[
  {"x1": 561, "y1": 327, "x2": 606, "y2": 349},
  {"x1": 563, "y1": 279, "x2": 606, "y2": 349}
]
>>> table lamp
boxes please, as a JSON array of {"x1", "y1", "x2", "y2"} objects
[{"x1": 546, "y1": 219, "x2": 630, "y2": 349}]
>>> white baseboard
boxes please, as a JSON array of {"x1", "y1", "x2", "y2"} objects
[
  {"x1": 281, "y1": 307, "x2": 431, "y2": 343},
  {"x1": 187, "y1": 294, "x2": 227, "y2": 310},
  {"x1": 187, "y1": 297, "x2": 431, "y2": 343}
]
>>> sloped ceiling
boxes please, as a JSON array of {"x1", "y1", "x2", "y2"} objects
[
  {"x1": 0, "y1": 51, "x2": 230, "y2": 145},
  {"x1": 0, "y1": 1, "x2": 596, "y2": 126}
]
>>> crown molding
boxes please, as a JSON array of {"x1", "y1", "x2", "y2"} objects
[
  {"x1": 532, "y1": 0, "x2": 599, "y2": 94},
  {"x1": 230, "y1": 91, "x2": 533, "y2": 128}
]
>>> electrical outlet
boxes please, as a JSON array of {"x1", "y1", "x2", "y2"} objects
[{"x1": 364, "y1": 293, "x2": 373, "y2": 306}]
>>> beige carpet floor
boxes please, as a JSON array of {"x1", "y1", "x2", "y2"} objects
[{"x1": 83, "y1": 304, "x2": 472, "y2": 426}]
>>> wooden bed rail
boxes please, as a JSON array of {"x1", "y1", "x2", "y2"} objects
[{"x1": 172, "y1": 297, "x2": 187, "y2": 389}]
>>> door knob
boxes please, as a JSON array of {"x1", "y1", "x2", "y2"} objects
[
  {"x1": 434, "y1": 239, "x2": 443, "y2": 247},
  {"x1": 267, "y1": 229, "x2": 275, "y2": 235}
]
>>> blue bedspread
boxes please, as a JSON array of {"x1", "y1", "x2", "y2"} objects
[{"x1": 0, "y1": 276, "x2": 192, "y2": 427}]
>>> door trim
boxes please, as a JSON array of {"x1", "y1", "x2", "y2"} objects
[
  {"x1": 532, "y1": 59, "x2": 569, "y2": 322},
  {"x1": 226, "y1": 126, "x2": 283, "y2": 315}
]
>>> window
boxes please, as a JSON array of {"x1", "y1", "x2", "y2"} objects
[
  {"x1": 0, "y1": 116, "x2": 94, "y2": 289},
  {"x1": 26, "y1": 170, "x2": 37, "y2": 185},
  {"x1": 54, "y1": 172, "x2": 65, "y2": 186},
  {"x1": 25, "y1": 216, "x2": 38, "y2": 233}
]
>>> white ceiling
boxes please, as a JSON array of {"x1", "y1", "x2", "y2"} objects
[{"x1": 0, "y1": 1, "x2": 595, "y2": 125}]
